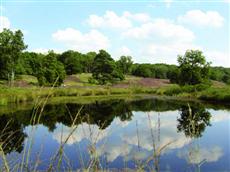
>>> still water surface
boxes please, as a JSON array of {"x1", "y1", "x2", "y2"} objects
[{"x1": 0, "y1": 98, "x2": 229, "y2": 171}]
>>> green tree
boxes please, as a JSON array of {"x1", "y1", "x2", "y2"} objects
[
  {"x1": 116, "y1": 56, "x2": 133, "y2": 74},
  {"x1": 91, "y1": 50, "x2": 124, "y2": 85},
  {"x1": 58, "y1": 50, "x2": 84, "y2": 75},
  {"x1": 153, "y1": 64, "x2": 169, "y2": 79},
  {"x1": 177, "y1": 50, "x2": 211, "y2": 85},
  {"x1": 82, "y1": 52, "x2": 97, "y2": 73},
  {"x1": 223, "y1": 74, "x2": 230, "y2": 84},
  {"x1": 0, "y1": 29, "x2": 27, "y2": 85},
  {"x1": 132, "y1": 64, "x2": 152, "y2": 77},
  {"x1": 37, "y1": 51, "x2": 66, "y2": 86},
  {"x1": 16, "y1": 52, "x2": 41, "y2": 75}
]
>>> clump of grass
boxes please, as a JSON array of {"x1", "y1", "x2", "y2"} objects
[{"x1": 199, "y1": 86, "x2": 230, "y2": 102}]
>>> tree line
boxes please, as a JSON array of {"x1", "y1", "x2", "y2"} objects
[{"x1": 0, "y1": 29, "x2": 230, "y2": 86}]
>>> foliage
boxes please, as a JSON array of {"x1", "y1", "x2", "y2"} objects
[
  {"x1": 36, "y1": 51, "x2": 66, "y2": 86},
  {"x1": 132, "y1": 64, "x2": 152, "y2": 77},
  {"x1": 176, "y1": 50, "x2": 211, "y2": 85},
  {"x1": 91, "y1": 50, "x2": 124, "y2": 85},
  {"x1": 131, "y1": 63, "x2": 178, "y2": 80},
  {"x1": 116, "y1": 56, "x2": 133, "y2": 74},
  {"x1": 58, "y1": 50, "x2": 84, "y2": 75},
  {"x1": 58, "y1": 50, "x2": 96, "y2": 75},
  {"x1": 16, "y1": 52, "x2": 44, "y2": 76},
  {"x1": 0, "y1": 29, "x2": 27, "y2": 84}
]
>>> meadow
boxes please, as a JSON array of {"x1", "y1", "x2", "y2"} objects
[{"x1": 0, "y1": 73, "x2": 229, "y2": 106}]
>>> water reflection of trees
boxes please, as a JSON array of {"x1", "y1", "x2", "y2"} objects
[
  {"x1": 177, "y1": 104, "x2": 213, "y2": 171},
  {"x1": 0, "y1": 115, "x2": 27, "y2": 154},
  {"x1": 177, "y1": 104, "x2": 211, "y2": 138},
  {"x1": 0, "y1": 98, "x2": 211, "y2": 155}
]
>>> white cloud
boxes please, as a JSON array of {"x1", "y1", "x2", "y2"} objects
[
  {"x1": 139, "y1": 42, "x2": 201, "y2": 64},
  {"x1": 123, "y1": 11, "x2": 151, "y2": 23},
  {"x1": 178, "y1": 10, "x2": 224, "y2": 28},
  {"x1": 209, "y1": 110, "x2": 230, "y2": 123},
  {"x1": 119, "y1": 46, "x2": 132, "y2": 56},
  {"x1": 52, "y1": 10, "x2": 228, "y2": 67},
  {"x1": 121, "y1": 111, "x2": 191, "y2": 152},
  {"x1": 123, "y1": 19, "x2": 195, "y2": 43},
  {"x1": 178, "y1": 146, "x2": 223, "y2": 164},
  {"x1": 87, "y1": 11, "x2": 151, "y2": 30},
  {"x1": 51, "y1": 109, "x2": 229, "y2": 164},
  {"x1": 121, "y1": 18, "x2": 197, "y2": 64},
  {"x1": 87, "y1": 11, "x2": 132, "y2": 29},
  {"x1": 52, "y1": 28, "x2": 110, "y2": 52},
  {"x1": 0, "y1": 16, "x2": 10, "y2": 31},
  {"x1": 204, "y1": 50, "x2": 230, "y2": 67},
  {"x1": 53, "y1": 123, "x2": 109, "y2": 145}
]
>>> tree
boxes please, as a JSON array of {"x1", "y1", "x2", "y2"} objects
[
  {"x1": 58, "y1": 50, "x2": 84, "y2": 75},
  {"x1": 91, "y1": 50, "x2": 124, "y2": 85},
  {"x1": 82, "y1": 52, "x2": 97, "y2": 73},
  {"x1": 153, "y1": 64, "x2": 168, "y2": 79},
  {"x1": 16, "y1": 52, "x2": 42, "y2": 76},
  {"x1": 37, "y1": 51, "x2": 66, "y2": 86},
  {"x1": 177, "y1": 50, "x2": 211, "y2": 85},
  {"x1": 132, "y1": 64, "x2": 152, "y2": 77},
  {"x1": 116, "y1": 56, "x2": 133, "y2": 74},
  {"x1": 0, "y1": 29, "x2": 27, "y2": 85}
]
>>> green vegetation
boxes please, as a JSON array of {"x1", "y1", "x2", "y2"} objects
[
  {"x1": 116, "y1": 55, "x2": 133, "y2": 74},
  {"x1": 90, "y1": 50, "x2": 124, "y2": 84},
  {"x1": 0, "y1": 29, "x2": 27, "y2": 85},
  {"x1": 0, "y1": 80, "x2": 229, "y2": 105},
  {"x1": 0, "y1": 29, "x2": 230, "y2": 104},
  {"x1": 175, "y1": 50, "x2": 211, "y2": 85},
  {"x1": 36, "y1": 51, "x2": 66, "y2": 86}
]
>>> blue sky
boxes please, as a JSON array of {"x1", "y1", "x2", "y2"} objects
[{"x1": 0, "y1": 0, "x2": 229, "y2": 66}]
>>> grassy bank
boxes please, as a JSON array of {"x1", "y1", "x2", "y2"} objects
[
  {"x1": 0, "y1": 74, "x2": 229, "y2": 105},
  {"x1": 0, "y1": 84, "x2": 230, "y2": 105}
]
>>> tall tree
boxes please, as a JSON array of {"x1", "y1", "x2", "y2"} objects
[
  {"x1": 116, "y1": 56, "x2": 133, "y2": 74},
  {"x1": 91, "y1": 50, "x2": 124, "y2": 85},
  {"x1": 0, "y1": 29, "x2": 27, "y2": 85},
  {"x1": 58, "y1": 50, "x2": 83, "y2": 75},
  {"x1": 37, "y1": 51, "x2": 66, "y2": 86},
  {"x1": 177, "y1": 50, "x2": 211, "y2": 85},
  {"x1": 82, "y1": 52, "x2": 97, "y2": 73}
]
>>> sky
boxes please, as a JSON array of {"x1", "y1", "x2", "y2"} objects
[{"x1": 0, "y1": 0, "x2": 229, "y2": 67}]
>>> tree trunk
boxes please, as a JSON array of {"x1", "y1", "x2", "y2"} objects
[{"x1": 8, "y1": 69, "x2": 15, "y2": 87}]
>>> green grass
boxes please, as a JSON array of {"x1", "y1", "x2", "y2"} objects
[
  {"x1": 198, "y1": 86, "x2": 230, "y2": 102},
  {"x1": 16, "y1": 75, "x2": 38, "y2": 84},
  {"x1": 76, "y1": 73, "x2": 92, "y2": 83},
  {"x1": 1, "y1": 83, "x2": 230, "y2": 105},
  {"x1": 0, "y1": 74, "x2": 230, "y2": 105}
]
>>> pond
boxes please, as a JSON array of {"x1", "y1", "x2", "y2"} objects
[{"x1": 0, "y1": 98, "x2": 229, "y2": 171}]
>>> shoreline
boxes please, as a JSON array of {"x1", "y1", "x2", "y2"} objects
[{"x1": 0, "y1": 86, "x2": 230, "y2": 108}]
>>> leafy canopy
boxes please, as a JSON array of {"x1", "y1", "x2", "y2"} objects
[
  {"x1": 0, "y1": 29, "x2": 27, "y2": 83},
  {"x1": 91, "y1": 50, "x2": 124, "y2": 85},
  {"x1": 116, "y1": 56, "x2": 133, "y2": 74},
  {"x1": 37, "y1": 51, "x2": 66, "y2": 86},
  {"x1": 177, "y1": 50, "x2": 211, "y2": 85}
]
